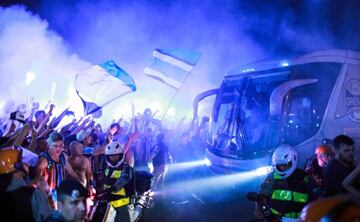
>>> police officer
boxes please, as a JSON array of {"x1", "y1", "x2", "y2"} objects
[
  {"x1": 254, "y1": 144, "x2": 312, "y2": 221},
  {"x1": 103, "y1": 142, "x2": 133, "y2": 222}
]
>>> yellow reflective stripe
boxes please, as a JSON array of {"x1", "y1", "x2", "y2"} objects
[
  {"x1": 104, "y1": 168, "x2": 128, "y2": 207},
  {"x1": 284, "y1": 212, "x2": 300, "y2": 218},
  {"x1": 111, "y1": 197, "x2": 130, "y2": 208},
  {"x1": 293, "y1": 191, "x2": 308, "y2": 203},
  {"x1": 274, "y1": 172, "x2": 282, "y2": 180},
  {"x1": 113, "y1": 187, "x2": 126, "y2": 196},
  {"x1": 271, "y1": 190, "x2": 308, "y2": 203},
  {"x1": 104, "y1": 169, "x2": 122, "y2": 178},
  {"x1": 105, "y1": 187, "x2": 129, "y2": 207},
  {"x1": 270, "y1": 208, "x2": 280, "y2": 215},
  {"x1": 270, "y1": 208, "x2": 300, "y2": 218},
  {"x1": 271, "y1": 190, "x2": 291, "y2": 201},
  {"x1": 111, "y1": 170, "x2": 121, "y2": 178}
]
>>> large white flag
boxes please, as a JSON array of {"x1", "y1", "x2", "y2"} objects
[{"x1": 144, "y1": 48, "x2": 201, "y2": 90}]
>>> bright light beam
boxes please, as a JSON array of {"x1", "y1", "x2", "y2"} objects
[
  {"x1": 164, "y1": 166, "x2": 272, "y2": 195},
  {"x1": 281, "y1": 60, "x2": 289, "y2": 67},
  {"x1": 168, "y1": 159, "x2": 208, "y2": 173},
  {"x1": 254, "y1": 166, "x2": 272, "y2": 176},
  {"x1": 204, "y1": 158, "x2": 211, "y2": 166}
]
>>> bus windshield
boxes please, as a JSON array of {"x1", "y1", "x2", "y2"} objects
[{"x1": 212, "y1": 62, "x2": 341, "y2": 158}]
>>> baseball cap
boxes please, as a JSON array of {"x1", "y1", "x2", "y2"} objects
[
  {"x1": 57, "y1": 179, "x2": 88, "y2": 199},
  {"x1": 76, "y1": 130, "x2": 91, "y2": 142}
]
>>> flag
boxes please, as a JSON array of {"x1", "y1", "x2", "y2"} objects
[
  {"x1": 75, "y1": 60, "x2": 136, "y2": 117},
  {"x1": 144, "y1": 48, "x2": 201, "y2": 90}
]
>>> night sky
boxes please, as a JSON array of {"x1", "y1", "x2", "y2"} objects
[
  {"x1": 3, "y1": 0, "x2": 359, "y2": 55},
  {"x1": 0, "y1": 0, "x2": 359, "y2": 122}
]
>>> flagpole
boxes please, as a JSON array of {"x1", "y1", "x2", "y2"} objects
[
  {"x1": 161, "y1": 89, "x2": 179, "y2": 122},
  {"x1": 147, "y1": 49, "x2": 201, "y2": 122},
  {"x1": 161, "y1": 70, "x2": 193, "y2": 122}
]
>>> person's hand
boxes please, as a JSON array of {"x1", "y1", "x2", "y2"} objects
[
  {"x1": 36, "y1": 177, "x2": 51, "y2": 196},
  {"x1": 49, "y1": 117, "x2": 58, "y2": 129},
  {"x1": 88, "y1": 120, "x2": 95, "y2": 128},
  {"x1": 65, "y1": 110, "x2": 75, "y2": 116},
  {"x1": 49, "y1": 104, "x2": 55, "y2": 115},
  {"x1": 88, "y1": 186, "x2": 97, "y2": 198},
  {"x1": 31, "y1": 102, "x2": 39, "y2": 112}
]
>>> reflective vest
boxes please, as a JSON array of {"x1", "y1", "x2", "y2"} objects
[
  {"x1": 103, "y1": 167, "x2": 130, "y2": 208},
  {"x1": 269, "y1": 169, "x2": 309, "y2": 218}
]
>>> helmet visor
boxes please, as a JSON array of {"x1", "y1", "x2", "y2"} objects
[
  {"x1": 106, "y1": 154, "x2": 124, "y2": 166},
  {"x1": 276, "y1": 161, "x2": 292, "y2": 172}
]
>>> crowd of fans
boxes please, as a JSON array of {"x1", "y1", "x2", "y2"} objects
[
  {"x1": 0, "y1": 101, "x2": 210, "y2": 222},
  {"x1": 0, "y1": 101, "x2": 359, "y2": 222}
]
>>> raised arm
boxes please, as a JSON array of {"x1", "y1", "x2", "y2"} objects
[
  {"x1": 92, "y1": 133, "x2": 113, "y2": 156},
  {"x1": 85, "y1": 158, "x2": 94, "y2": 187},
  {"x1": 35, "y1": 104, "x2": 55, "y2": 134},
  {"x1": 12, "y1": 123, "x2": 31, "y2": 146},
  {"x1": 49, "y1": 107, "x2": 75, "y2": 130},
  {"x1": 27, "y1": 126, "x2": 38, "y2": 153},
  {"x1": 70, "y1": 117, "x2": 91, "y2": 135}
]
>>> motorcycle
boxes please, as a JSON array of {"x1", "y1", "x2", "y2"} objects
[
  {"x1": 131, "y1": 171, "x2": 154, "y2": 222},
  {"x1": 88, "y1": 171, "x2": 154, "y2": 222},
  {"x1": 247, "y1": 192, "x2": 298, "y2": 222}
]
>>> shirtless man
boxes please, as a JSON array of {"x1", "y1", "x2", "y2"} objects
[{"x1": 68, "y1": 141, "x2": 93, "y2": 188}]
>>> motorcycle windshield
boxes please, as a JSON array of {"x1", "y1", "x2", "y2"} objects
[{"x1": 213, "y1": 62, "x2": 341, "y2": 157}]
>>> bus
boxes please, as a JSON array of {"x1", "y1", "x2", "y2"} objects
[{"x1": 193, "y1": 49, "x2": 360, "y2": 173}]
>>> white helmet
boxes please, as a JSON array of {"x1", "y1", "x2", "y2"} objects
[
  {"x1": 105, "y1": 142, "x2": 125, "y2": 168},
  {"x1": 272, "y1": 144, "x2": 297, "y2": 179}
]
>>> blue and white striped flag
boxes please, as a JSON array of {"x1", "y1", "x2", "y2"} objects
[
  {"x1": 75, "y1": 60, "x2": 136, "y2": 117},
  {"x1": 144, "y1": 48, "x2": 201, "y2": 90}
]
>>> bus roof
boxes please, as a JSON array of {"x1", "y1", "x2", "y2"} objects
[{"x1": 227, "y1": 49, "x2": 360, "y2": 77}]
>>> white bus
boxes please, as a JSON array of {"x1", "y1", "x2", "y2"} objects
[{"x1": 193, "y1": 49, "x2": 360, "y2": 173}]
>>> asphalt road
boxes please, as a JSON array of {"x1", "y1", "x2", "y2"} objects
[{"x1": 143, "y1": 166, "x2": 265, "y2": 222}]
